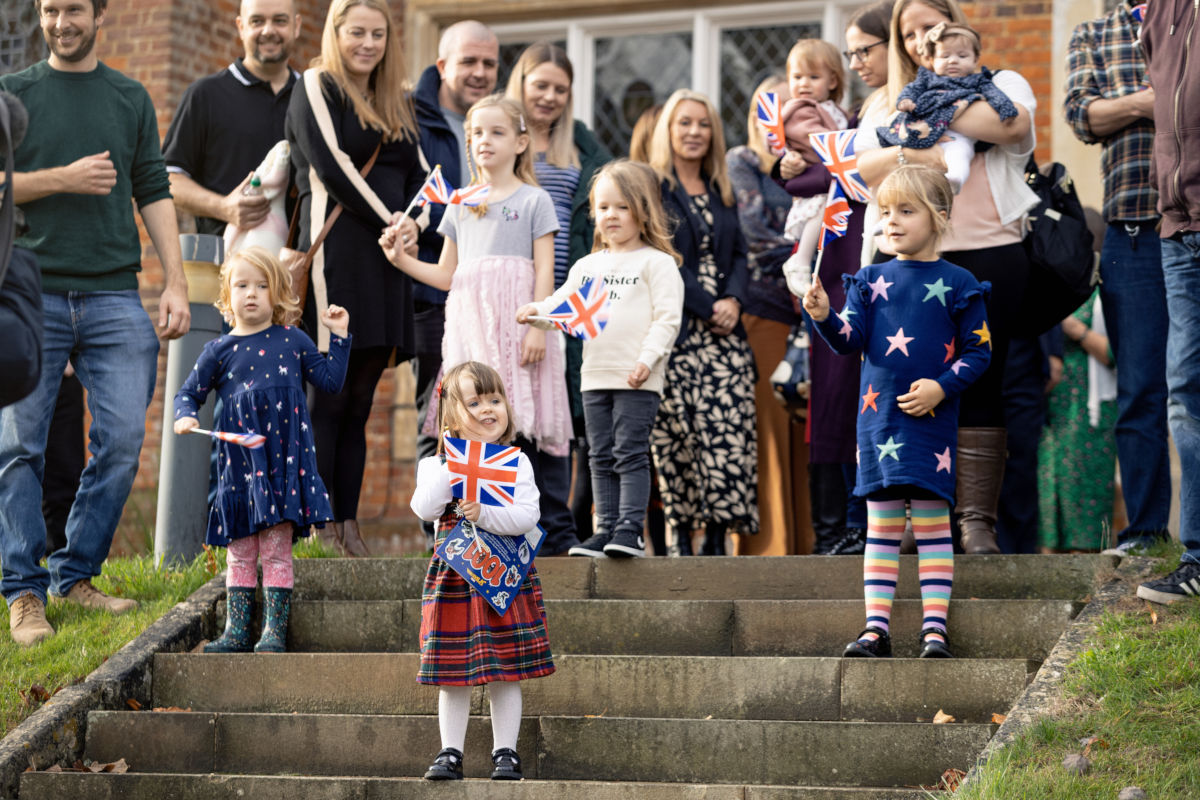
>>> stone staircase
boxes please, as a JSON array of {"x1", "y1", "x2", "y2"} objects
[{"x1": 18, "y1": 554, "x2": 1111, "y2": 799}]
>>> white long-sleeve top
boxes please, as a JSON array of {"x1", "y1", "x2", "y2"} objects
[
  {"x1": 529, "y1": 247, "x2": 684, "y2": 396},
  {"x1": 410, "y1": 452, "x2": 541, "y2": 536}
]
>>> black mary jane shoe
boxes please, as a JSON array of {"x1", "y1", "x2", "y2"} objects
[
  {"x1": 491, "y1": 747, "x2": 523, "y2": 780},
  {"x1": 842, "y1": 626, "x2": 892, "y2": 658},
  {"x1": 424, "y1": 747, "x2": 464, "y2": 780},
  {"x1": 918, "y1": 628, "x2": 954, "y2": 659}
]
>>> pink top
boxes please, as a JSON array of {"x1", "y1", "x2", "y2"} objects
[{"x1": 941, "y1": 152, "x2": 1023, "y2": 252}]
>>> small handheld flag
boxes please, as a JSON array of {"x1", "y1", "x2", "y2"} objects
[
  {"x1": 188, "y1": 428, "x2": 267, "y2": 449},
  {"x1": 443, "y1": 435, "x2": 522, "y2": 507},
  {"x1": 449, "y1": 183, "x2": 490, "y2": 207},
  {"x1": 537, "y1": 277, "x2": 611, "y2": 340},
  {"x1": 415, "y1": 164, "x2": 452, "y2": 207},
  {"x1": 819, "y1": 181, "x2": 852, "y2": 251},
  {"x1": 755, "y1": 91, "x2": 787, "y2": 157},
  {"x1": 808, "y1": 130, "x2": 872, "y2": 203}
]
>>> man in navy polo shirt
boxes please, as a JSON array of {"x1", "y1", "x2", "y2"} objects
[{"x1": 163, "y1": 0, "x2": 301, "y2": 234}]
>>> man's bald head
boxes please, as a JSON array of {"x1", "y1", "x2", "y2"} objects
[{"x1": 436, "y1": 20, "x2": 499, "y2": 115}]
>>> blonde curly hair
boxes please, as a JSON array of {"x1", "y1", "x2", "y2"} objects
[{"x1": 216, "y1": 247, "x2": 302, "y2": 328}]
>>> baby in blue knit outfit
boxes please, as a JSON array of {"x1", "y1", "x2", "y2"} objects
[{"x1": 877, "y1": 23, "x2": 1017, "y2": 193}]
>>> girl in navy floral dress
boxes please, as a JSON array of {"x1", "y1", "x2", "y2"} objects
[
  {"x1": 174, "y1": 247, "x2": 350, "y2": 654},
  {"x1": 804, "y1": 166, "x2": 990, "y2": 660}
]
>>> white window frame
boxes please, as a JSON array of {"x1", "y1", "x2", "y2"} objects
[{"x1": 491, "y1": 1, "x2": 856, "y2": 128}]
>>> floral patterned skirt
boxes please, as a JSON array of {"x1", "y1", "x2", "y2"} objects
[{"x1": 650, "y1": 319, "x2": 760, "y2": 535}]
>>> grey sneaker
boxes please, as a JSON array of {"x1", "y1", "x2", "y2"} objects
[
  {"x1": 1137, "y1": 561, "x2": 1200, "y2": 605},
  {"x1": 9, "y1": 593, "x2": 55, "y2": 646},
  {"x1": 65, "y1": 580, "x2": 138, "y2": 614},
  {"x1": 1101, "y1": 536, "x2": 1161, "y2": 557}
]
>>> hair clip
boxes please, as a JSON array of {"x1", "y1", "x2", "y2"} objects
[
  {"x1": 518, "y1": 113, "x2": 527, "y2": 133},
  {"x1": 435, "y1": 378, "x2": 443, "y2": 398}
]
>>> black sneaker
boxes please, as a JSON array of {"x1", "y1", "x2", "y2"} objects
[
  {"x1": 918, "y1": 628, "x2": 953, "y2": 658},
  {"x1": 843, "y1": 626, "x2": 891, "y2": 657},
  {"x1": 1137, "y1": 560, "x2": 1200, "y2": 605},
  {"x1": 491, "y1": 747, "x2": 522, "y2": 780},
  {"x1": 827, "y1": 527, "x2": 867, "y2": 555},
  {"x1": 569, "y1": 532, "x2": 613, "y2": 557},
  {"x1": 603, "y1": 530, "x2": 646, "y2": 558},
  {"x1": 423, "y1": 747, "x2": 464, "y2": 780}
]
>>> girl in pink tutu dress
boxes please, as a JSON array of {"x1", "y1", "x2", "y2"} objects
[{"x1": 381, "y1": 95, "x2": 575, "y2": 551}]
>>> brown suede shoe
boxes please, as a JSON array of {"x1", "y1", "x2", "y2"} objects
[
  {"x1": 9, "y1": 593, "x2": 55, "y2": 646},
  {"x1": 65, "y1": 579, "x2": 138, "y2": 614},
  {"x1": 340, "y1": 519, "x2": 371, "y2": 557}
]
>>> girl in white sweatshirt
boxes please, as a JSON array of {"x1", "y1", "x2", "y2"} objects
[{"x1": 518, "y1": 159, "x2": 684, "y2": 557}]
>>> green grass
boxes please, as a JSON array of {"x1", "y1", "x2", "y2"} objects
[
  {"x1": 0, "y1": 551, "x2": 224, "y2": 738},
  {"x1": 953, "y1": 549, "x2": 1200, "y2": 799}
]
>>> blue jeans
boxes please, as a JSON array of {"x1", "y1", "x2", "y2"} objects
[
  {"x1": 1162, "y1": 234, "x2": 1200, "y2": 565},
  {"x1": 1, "y1": 291, "x2": 158, "y2": 605},
  {"x1": 584, "y1": 389, "x2": 661, "y2": 536},
  {"x1": 1099, "y1": 223, "x2": 1172, "y2": 540}
]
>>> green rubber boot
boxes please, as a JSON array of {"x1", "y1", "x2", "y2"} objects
[
  {"x1": 204, "y1": 586, "x2": 255, "y2": 653},
  {"x1": 254, "y1": 587, "x2": 292, "y2": 653}
]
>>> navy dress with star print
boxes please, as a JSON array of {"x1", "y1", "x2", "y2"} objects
[
  {"x1": 174, "y1": 326, "x2": 351, "y2": 547},
  {"x1": 810, "y1": 259, "x2": 991, "y2": 504}
]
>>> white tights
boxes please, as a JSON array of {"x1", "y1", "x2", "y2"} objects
[{"x1": 437, "y1": 681, "x2": 523, "y2": 753}]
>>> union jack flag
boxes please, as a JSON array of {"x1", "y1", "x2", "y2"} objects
[
  {"x1": 808, "y1": 130, "x2": 872, "y2": 203},
  {"x1": 449, "y1": 183, "x2": 490, "y2": 207},
  {"x1": 1131, "y1": 3, "x2": 1146, "y2": 22},
  {"x1": 755, "y1": 91, "x2": 787, "y2": 157},
  {"x1": 819, "y1": 181, "x2": 852, "y2": 250},
  {"x1": 415, "y1": 164, "x2": 452, "y2": 207},
  {"x1": 545, "y1": 277, "x2": 611, "y2": 340},
  {"x1": 443, "y1": 435, "x2": 521, "y2": 507}
]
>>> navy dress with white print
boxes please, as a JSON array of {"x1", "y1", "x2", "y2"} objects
[
  {"x1": 174, "y1": 325, "x2": 350, "y2": 546},
  {"x1": 811, "y1": 259, "x2": 991, "y2": 503}
]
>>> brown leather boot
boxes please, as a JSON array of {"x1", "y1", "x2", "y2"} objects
[
  {"x1": 340, "y1": 519, "x2": 371, "y2": 557},
  {"x1": 316, "y1": 522, "x2": 347, "y2": 556},
  {"x1": 955, "y1": 427, "x2": 1006, "y2": 554}
]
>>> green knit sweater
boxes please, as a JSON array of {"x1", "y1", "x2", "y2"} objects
[{"x1": 0, "y1": 61, "x2": 172, "y2": 292}]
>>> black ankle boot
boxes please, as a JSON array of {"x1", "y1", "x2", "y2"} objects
[
  {"x1": 810, "y1": 463, "x2": 849, "y2": 554},
  {"x1": 827, "y1": 527, "x2": 867, "y2": 555},
  {"x1": 671, "y1": 529, "x2": 693, "y2": 556},
  {"x1": 700, "y1": 523, "x2": 726, "y2": 556}
]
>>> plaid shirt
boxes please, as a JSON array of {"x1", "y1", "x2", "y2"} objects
[{"x1": 1064, "y1": 3, "x2": 1157, "y2": 222}]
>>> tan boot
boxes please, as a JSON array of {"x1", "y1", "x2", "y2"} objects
[
  {"x1": 9, "y1": 593, "x2": 55, "y2": 646},
  {"x1": 65, "y1": 579, "x2": 138, "y2": 614},
  {"x1": 955, "y1": 427, "x2": 1006, "y2": 554},
  {"x1": 316, "y1": 522, "x2": 347, "y2": 556},
  {"x1": 340, "y1": 519, "x2": 371, "y2": 557}
]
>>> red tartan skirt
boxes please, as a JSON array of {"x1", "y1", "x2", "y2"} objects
[{"x1": 417, "y1": 512, "x2": 555, "y2": 686}]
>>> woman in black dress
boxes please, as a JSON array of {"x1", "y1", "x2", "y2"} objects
[
  {"x1": 286, "y1": 0, "x2": 424, "y2": 555},
  {"x1": 648, "y1": 89, "x2": 760, "y2": 555}
]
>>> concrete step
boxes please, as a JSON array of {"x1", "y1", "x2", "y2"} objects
[
  {"x1": 81, "y1": 711, "x2": 990, "y2": 787},
  {"x1": 153, "y1": 652, "x2": 1031, "y2": 724},
  {"x1": 292, "y1": 554, "x2": 1113, "y2": 602},
  {"x1": 19, "y1": 772, "x2": 940, "y2": 800},
  {"x1": 278, "y1": 598, "x2": 1078, "y2": 659}
]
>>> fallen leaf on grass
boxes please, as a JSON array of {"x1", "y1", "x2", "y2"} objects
[
  {"x1": 1080, "y1": 736, "x2": 1109, "y2": 756},
  {"x1": 202, "y1": 544, "x2": 219, "y2": 577},
  {"x1": 991, "y1": 713, "x2": 1007, "y2": 724},
  {"x1": 1145, "y1": 602, "x2": 1158, "y2": 625},
  {"x1": 19, "y1": 684, "x2": 52, "y2": 707},
  {"x1": 932, "y1": 709, "x2": 956, "y2": 724},
  {"x1": 125, "y1": 698, "x2": 142, "y2": 711}
]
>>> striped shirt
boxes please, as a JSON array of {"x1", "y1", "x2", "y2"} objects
[
  {"x1": 1063, "y1": 3, "x2": 1157, "y2": 222},
  {"x1": 534, "y1": 153, "x2": 581, "y2": 288}
]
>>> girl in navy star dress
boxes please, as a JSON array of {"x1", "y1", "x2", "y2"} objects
[
  {"x1": 804, "y1": 166, "x2": 990, "y2": 660},
  {"x1": 411, "y1": 361, "x2": 553, "y2": 782},
  {"x1": 174, "y1": 247, "x2": 350, "y2": 654}
]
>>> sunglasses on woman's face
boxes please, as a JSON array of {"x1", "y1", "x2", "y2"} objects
[{"x1": 843, "y1": 40, "x2": 887, "y2": 64}]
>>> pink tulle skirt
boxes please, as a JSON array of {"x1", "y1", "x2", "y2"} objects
[{"x1": 423, "y1": 255, "x2": 571, "y2": 457}]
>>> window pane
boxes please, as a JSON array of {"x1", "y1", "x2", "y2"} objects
[
  {"x1": 1, "y1": 0, "x2": 43, "y2": 75},
  {"x1": 592, "y1": 31, "x2": 693, "y2": 157},
  {"x1": 719, "y1": 23, "x2": 821, "y2": 149}
]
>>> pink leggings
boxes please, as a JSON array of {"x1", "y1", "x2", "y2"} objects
[{"x1": 226, "y1": 524, "x2": 294, "y2": 589}]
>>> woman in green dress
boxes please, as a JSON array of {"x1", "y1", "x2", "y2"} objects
[{"x1": 1037, "y1": 291, "x2": 1118, "y2": 551}]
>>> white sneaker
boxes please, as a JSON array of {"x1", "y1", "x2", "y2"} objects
[{"x1": 1100, "y1": 537, "x2": 1158, "y2": 557}]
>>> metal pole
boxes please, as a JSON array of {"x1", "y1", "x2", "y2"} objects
[{"x1": 154, "y1": 234, "x2": 223, "y2": 567}]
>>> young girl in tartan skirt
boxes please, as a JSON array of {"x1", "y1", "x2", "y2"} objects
[{"x1": 410, "y1": 360, "x2": 555, "y2": 781}]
